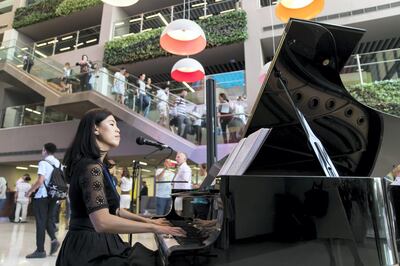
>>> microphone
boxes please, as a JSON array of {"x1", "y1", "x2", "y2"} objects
[{"x1": 136, "y1": 136, "x2": 169, "y2": 150}]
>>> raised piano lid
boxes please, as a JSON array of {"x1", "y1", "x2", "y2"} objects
[{"x1": 244, "y1": 19, "x2": 394, "y2": 177}]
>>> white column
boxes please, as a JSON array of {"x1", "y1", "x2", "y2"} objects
[{"x1": 99, "y1": 5, "x2": 129, "y2": 45}]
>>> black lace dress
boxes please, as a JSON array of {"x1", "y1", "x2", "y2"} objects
[{"x1": 56, "y1": 159, "x2": 156, "y2": 266}]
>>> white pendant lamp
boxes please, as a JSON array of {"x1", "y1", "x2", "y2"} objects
[
  {"x1": 101, "y1": 0, "x2": 139, "y2": 7},
  {"x1": 171, "y1": 58, "x2": 205, "y2": 82},
  {"x1": 275, "y1": 0, "x2": 324, "y2": 22},
  {"x1": 160, "y1": 19, "x2": 206, "y2": 56},
  {"x1": 258, "y1": 61, "x2": 272, "y2": 84}
]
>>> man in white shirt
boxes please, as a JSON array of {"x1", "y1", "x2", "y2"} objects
[
  {"x1": 14, "y1": 174, "x2": 32, "y2": 223},
  {"x1": 26, "y1": 143, "x2": 61, "y2": 259},
  {"x1": 155, "y1": 159, "x2": 174, "y2": 215},
  {"x1": 172, "y1": 152, "x2": 192, "y2": 191},
  {"x1": 172, "y1": 153, "x2": 192, "y2": 213}
]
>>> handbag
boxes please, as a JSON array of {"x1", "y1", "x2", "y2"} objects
[{"x1": 304, "y1": 181, "x2": 329, "y2": 218}]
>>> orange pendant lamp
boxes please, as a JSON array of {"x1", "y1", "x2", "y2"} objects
[
  {"x1": 160, "y1": 19, "x2": 206, "y2": 56},
  {"x1": 275, "y1": 0, "x2": 324, "y2": 23},
  {"x1": 171, "y1": 58, "x2": 205, "y2": 82}
]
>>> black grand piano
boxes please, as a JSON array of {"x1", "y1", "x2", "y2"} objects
[{"x1": 154, "y1": 19, "x2": 400, "y2": 266}]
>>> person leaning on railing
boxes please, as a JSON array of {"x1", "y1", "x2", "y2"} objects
[
  {"x1": 136, "y1": 74, "x2": 151, "y2": 117},
  {"x1": 156, "y1": 85, "x2": 170, "y2": 128},
  {"x1": 111, "y1": 68, "x2": 127, "y2": 105},
  {"x1": 60, "y1": 63, "x2": 73, "y2": 93},
  {"x1": 22, "y1": 52, "x2": 34, "y2": 74},
  {"x1": 173, "y1": 90, "x2": 192, "y2": 139},
  {"x1": 75, "y1": 55, "x2": 93, "y2": 92},
  {"x1": 191, "y1": 106, "x2": 203, "y2": 145}
]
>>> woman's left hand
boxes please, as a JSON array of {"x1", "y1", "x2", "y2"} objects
[{"x1": 149, "y1": 218, "x2": 171, "y2": 226}]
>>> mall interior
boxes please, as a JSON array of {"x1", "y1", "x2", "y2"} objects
[{"x1": 0, "y1": 0, "x2": 400, "y2": 265}]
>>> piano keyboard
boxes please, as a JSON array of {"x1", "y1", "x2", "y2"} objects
[{"x1": 154, "y1": 193, "x2": 223, "y2": 265}]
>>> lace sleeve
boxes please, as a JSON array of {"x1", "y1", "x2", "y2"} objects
[{"x1": 79, "y1": 163, "x2": 109, "y2": 214}]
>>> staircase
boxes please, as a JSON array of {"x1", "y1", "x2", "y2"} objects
[{"x1": 0, "y1": 45, "x2": 236, "y2": 163}]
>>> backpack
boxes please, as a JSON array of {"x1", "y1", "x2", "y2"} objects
[{"x1": 43, "y1": 160, "x2": 68, "y2": 200}]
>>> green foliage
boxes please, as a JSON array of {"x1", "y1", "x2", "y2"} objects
[
  {"x1": 13, "y1": 0, "x2": 102, "y2": 29},
  {"x1": 199, "y1": 10, "x2": 248, "y2": 48},
  {"x1": 347, "y1": 79, "x2": 400, "y2": 117},
  {"x1": 55, "y1": 0, "x2": 102, "y2": 16},
  {"x1": 104, "y1": 10, "x2": 248, "y2": 65},
  {"x1": 13, "y1": 0, "x2": 63, "y2": 29},
  {"x1": 104, "y1": 28, "x2": 169, "y2": 66}
]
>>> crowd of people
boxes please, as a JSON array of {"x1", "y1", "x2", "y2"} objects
[
  {"x1": 109, "y1": 68, "x2": 249, "y2": 145},
  {"x1": 21, "y1": 50, "x2": 249, "y2": 145},
  {"x1": 20, "y1": 50, "x2": 249, "y2": 145}
]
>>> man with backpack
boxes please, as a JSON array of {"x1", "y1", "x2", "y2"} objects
[{"x1": 26, "y1": 143, "x2": 62, "y2": 258}]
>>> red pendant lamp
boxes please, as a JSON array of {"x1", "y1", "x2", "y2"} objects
[
  {"x1": 160, "y1": 19, "x2": 206, "y2": 56},
  {"x1": 171, "y1": 58, "x2": 205, "y2": 82}
]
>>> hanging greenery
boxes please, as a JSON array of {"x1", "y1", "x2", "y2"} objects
[
  {"x1": 13, "y1": 0, "x2": 102, "y2": 29},
  {"x1": 55, "y1": 0, "x2": 102, "y2": 16},
  {"x1": 13, "y1": 0, "x2": 64, "y2": 29},
  {"x1": 104, "y1": 10, "x2": 248, "y2": 65}
]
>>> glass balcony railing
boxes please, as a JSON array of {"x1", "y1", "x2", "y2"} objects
[
  {"x1": 341, "y1": 48, "x2": 400, "y2": 85},
  {"x1": 0, "y1": 44, "x2": 248, "y2": 145},
  {"x1": 154, "y1": 70, "x2": 246, "y2": 105},
  {"x1": 113, "y1": 0, "x2": 240, "y2": 39},
  {"x1": 1, "y1": 102, "x2": 73, "y2": 129},
  {"x1": 33, "y1": 25, "x2": 101, "y2": 57},
  {"x1": 340, "y1": 48, "x2": 400, "y2": 117}
]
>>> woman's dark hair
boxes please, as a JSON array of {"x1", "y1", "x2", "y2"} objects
[
  {"x1": 81, "y1": 54, "x2": 88, "y2": 60},
  {"x1": 63, "y1": 108, "x2": 113, "y2": 181},
  {"x1": 219, "y1": 93, "x2": 229, "y2": 102},
  {"x1": 121, "y1": 167, "x2": 130, "y2": 178}
]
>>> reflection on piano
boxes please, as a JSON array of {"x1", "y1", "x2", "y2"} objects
[
  {"x1": 154, "y1": 18, "x2": 400, "y2": 266},
  {"x1": 154, "y1": 192, "x2": 223, "y2": 266}
]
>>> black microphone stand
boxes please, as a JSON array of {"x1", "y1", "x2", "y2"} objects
[{"x1": 128, "y1": 160, "x2": 141, "y2": 246}]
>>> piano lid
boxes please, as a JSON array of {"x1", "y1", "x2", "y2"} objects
[{"x1": 244, "y1": 19, "x2": 382, "y2": 177}]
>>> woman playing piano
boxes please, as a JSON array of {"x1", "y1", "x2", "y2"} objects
[{"x1": 56, "y1": 108, "x2": 185, "y2": 266}]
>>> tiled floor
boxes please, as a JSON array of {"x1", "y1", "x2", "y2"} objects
[{"x1": 0, "y1": 217, "x2": 157, "y2": 266}]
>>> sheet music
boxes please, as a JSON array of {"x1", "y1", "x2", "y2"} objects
[
  {"x1": 217, "y1": 138, "x2": 246, "y2": 176},
  {"x1": 218, "y1": 128, "x2": 271, "y2": 176}
]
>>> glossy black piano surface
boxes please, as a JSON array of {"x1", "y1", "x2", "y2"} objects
[
  {"x1": 244, "y1": 19, "x2": 399, "y2": 178},
  {"x1": 216, "y1": 175, "x2": 397, "y2": 266},
  {"x1": 154, "y1": 19, "x2": 400, "y2": 266}
]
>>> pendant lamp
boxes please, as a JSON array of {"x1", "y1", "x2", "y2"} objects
[
  {"x1": 171, "y1": 58, "x2": 205, "y2": 82},
  {"x1": 275, "y1": 0, "x2": 324, "y2": 23},
  {"x1": 160, "y1": 19, "x2": 206, "y2": 56},
  {"x1": 101, "y1": 0, "x2": 139, "y2": 7},
  {"x1": 258, "y1": 61, "x2": 272, "y2": 84}
]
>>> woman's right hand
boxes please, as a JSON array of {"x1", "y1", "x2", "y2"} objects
[{"x1": 154, "y1": 225, "x2": 186, "y2": 237}]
